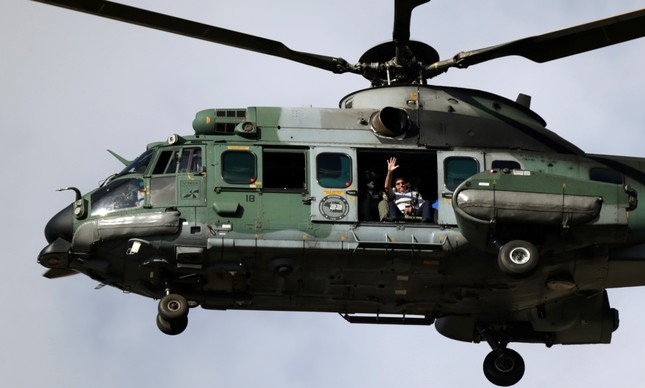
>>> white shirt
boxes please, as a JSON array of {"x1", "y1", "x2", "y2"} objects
[{"x1": 393, "y1": 190, "x2": 424, "y2": 212}]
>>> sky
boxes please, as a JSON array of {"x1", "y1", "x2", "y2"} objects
[{"x1": 2, "y1": 0, "x2": 645, "y2": 387}]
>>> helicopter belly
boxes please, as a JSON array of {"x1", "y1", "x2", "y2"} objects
[
  {"x1": 75, "y1": 222, "x2": 586, "y2": 316},
  {"x1": 50, "y1": 213, "x2": 616, "y2": 318}
]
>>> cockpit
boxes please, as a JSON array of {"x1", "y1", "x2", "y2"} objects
[{"x1": 89, "y1": 146, "x2": 204, "y2": 217}]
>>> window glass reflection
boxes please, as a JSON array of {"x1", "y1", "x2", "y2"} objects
[{"x1": 91, "y1": 178, "x2": 145, "y2": 216}]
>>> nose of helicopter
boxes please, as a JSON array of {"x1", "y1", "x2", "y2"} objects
[{"x1": 44, "y1": 204, "x2": 73, "y2": 244}]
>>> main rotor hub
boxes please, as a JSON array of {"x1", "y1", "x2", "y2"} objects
[{"x1": 359, "y1": 41, "x2": 440, "y2": 86}]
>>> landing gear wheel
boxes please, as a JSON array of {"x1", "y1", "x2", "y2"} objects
[
  {"x1": 483, "y1": 348, "x2": 525, "y2": 387},
  {"x1": 156, "y1": 293, "x2": 190, "y2": 335},
  {"x1": 498, "y1": 240, "x2": 538, "y2": 275},
  {"x1": 156, "y1": 314, "x2": 188, "y2": 336},
  {"x1": 158, "y1": 293, "x2": 189, "y2": 321}
]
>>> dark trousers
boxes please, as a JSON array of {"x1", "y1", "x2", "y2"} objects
[{"x1": 388, "y1": 201, "x2": 432, "y2": 221}]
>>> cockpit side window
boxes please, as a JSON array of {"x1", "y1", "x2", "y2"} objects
[
  {"x1": 179, "y1": 148, "x2": 202, "y2": 173},
  {"x1": 152, "y1": 147, "x2": 202, "y2": 175},
  {"x1": 153, "y1": 150, "x2": 175, "y2": 174}
]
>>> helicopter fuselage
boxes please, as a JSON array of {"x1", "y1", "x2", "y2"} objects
[{"x1": 39, "y1": 85, "x2": 645, "y2": 347}]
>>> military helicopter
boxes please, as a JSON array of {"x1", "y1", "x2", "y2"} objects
[{"x1": 34, "y1": 0, "x2": 645, "y2": 386}]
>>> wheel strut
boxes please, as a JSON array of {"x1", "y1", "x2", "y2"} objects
[{"x1": 479, "y1": 326, "x2": 506, "y2": 351}]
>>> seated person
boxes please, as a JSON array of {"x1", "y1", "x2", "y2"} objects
[
  {"x1": 384, "y1": 157, "x2": 432, "y2": 222},
  {"x1": 360, "y1": 170, "x2": 385, "y2": 221}
]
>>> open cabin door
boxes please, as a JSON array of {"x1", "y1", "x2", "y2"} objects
[
  {"x1": 436, "y1": 150, "x2": 484, "y2": 225},
  {"x1": 309, "y1": 147, "x2": 359, "y2": 223}
]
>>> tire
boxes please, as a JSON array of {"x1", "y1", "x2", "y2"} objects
[
  {"x1": 483, "y1": 348, "x2": 525, "y2": 387},
  {"x1": 156, "y1": 314, "x2": 188, "y2": 336},
  {"x1": 498, "y1": 240, "x2": 538, "y2": 275},
  {"x1": 158, "y1": 293, "x2": 189, "y2": 321}
]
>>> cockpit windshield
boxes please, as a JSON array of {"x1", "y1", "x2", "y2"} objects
[{"x1": 118, "y1": 149, "x2": 154, "y2": 176}]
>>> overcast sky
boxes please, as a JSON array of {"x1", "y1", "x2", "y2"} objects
[{"x1": 2, "y1": 1, "x2": 645, "y2": 387}]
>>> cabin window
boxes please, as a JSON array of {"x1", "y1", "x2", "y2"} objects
[
  {"x1": 90, "y1": 178, "x2": 145, "y2": 216},
  {"x1": 317, "y1": 152, "x2": 352, "y2": 188},
  {"x1": 492, "y1": 160, "x2": 521, "y2": 171},
  {"x1": 222, "y1": 150, "x2": 256, "y2": 184},
  {"x1": 590, "y1": 167, "x2": 623, "y2": 184},
  {"x1": 263, "y1": 150, "x2": 306, "y2": 190},
  {"x1": 444, "y1": 157, "x2": 479, "y2": 191}
]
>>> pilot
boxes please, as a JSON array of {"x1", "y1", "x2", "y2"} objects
[{"x1": 385, "y1": 157, "x2": 432, "y2": 221}]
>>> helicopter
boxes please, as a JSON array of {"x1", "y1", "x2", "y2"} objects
[{"x1": 33, "y1": 0, "x2": 645, "y2": 386}]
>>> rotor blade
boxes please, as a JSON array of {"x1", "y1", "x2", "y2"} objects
[
  {"x1": 32, "y1": 0, "x2": 355, "y2": 74},
  {"x1": 43, "y1": 268, "x2": 78, "y2": 279},
  {"x1": 428, "y1": 8, "x2": 645, "y2": 75},
  {"x1": 393, "y1": 0, "x2": 430, "y2": 43}
]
